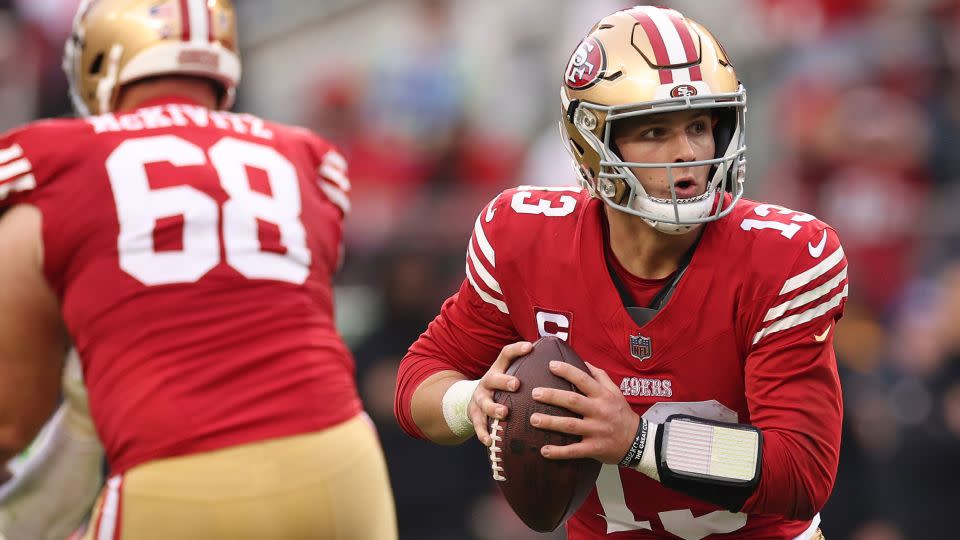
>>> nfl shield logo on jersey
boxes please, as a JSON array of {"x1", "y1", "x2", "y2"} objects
[{"x1": 630, "y1": 334, "x2": 652, "y2": 361}]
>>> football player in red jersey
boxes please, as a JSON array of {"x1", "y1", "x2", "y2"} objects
[
  {"x1": 396, "y1": 6, "x2": 844, "y2": 540},
  {"x1": 0, "y1": 1, "x2": 397, "y2": 538}
]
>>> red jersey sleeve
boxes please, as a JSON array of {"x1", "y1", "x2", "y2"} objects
[
  {"x1": 297, "y1": 127, "x2": 351, "y2": 218},
  {"x1": 0, "y1": 125, "x2": 44, "y2": 209},
  {"x1": 739, "y1": 225, "x2": 847, "y2": 520},
  {"x1": 394, "y1": 193, "x2": 522, "y2": 439}
]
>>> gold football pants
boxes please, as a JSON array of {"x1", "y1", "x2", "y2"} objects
[{"x1": 83, "y1": 414, "x2": 397, "y2": 539}]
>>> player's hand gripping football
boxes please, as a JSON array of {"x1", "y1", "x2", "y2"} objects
[
  {"x1": 531, "y1": 361, "x2": 641, "y2": 464},
  {"x1": 469, "y1": 341, "x2": 531, "y2": 447}
]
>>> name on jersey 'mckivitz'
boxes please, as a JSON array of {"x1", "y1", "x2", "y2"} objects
[{"x1": 86, "y1": 105, "x2": 273, "y2": 139}]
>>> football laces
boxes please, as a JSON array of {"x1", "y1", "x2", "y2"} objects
[{"x1": 489, "y1": 418, "x2": 506, "y2": 481}]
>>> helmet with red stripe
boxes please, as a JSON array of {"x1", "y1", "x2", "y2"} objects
[
  {"x1": 63, "y1": 0, "x2": 241, "y2": 116},
  {"x1": 560, "y1": 6, "x2": 746, "y2": 234}
]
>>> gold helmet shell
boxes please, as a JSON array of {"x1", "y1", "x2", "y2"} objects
[
  {"x1": 63, "y1": 0, "x2": 241, "y2": 116},
  {"x1": 560, "y1": 6, "x2": 747, "y2": 233}
]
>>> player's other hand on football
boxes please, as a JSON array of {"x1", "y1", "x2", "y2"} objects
[
  {"x1": 471, "y1": 341, "x2": 531, "y2": 447},
  {"x1": 531, "y1": 361, "x2": 640, "y2": 464}
]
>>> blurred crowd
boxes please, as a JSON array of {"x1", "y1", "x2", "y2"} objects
[{"x1": 2, "y1": 0, "x2": 960, "y2": 538}]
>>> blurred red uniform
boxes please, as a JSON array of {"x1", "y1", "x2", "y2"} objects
[
  {"x1": 0, "y1": 1, "x2": 396, "y2": 538},
  {"x1": 397, "y1": 187, "x2": 847, "y2": 539},
  {"x1": 0, "y1": 101, "x2": 359, "y2": 475}
]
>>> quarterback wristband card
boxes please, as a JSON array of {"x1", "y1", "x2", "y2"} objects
[{"x1": 659, "y1": 415, "x2": 762, "y2": 487}]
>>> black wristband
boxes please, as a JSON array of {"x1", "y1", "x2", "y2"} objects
[{"x1": 618, "y1": 418, "x2": 648, "y2": 468}]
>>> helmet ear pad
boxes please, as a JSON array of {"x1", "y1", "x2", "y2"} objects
[{"x1": 711, "y1": 107, "x2": 738, "y2": 190}]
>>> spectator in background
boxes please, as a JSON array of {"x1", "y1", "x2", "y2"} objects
[
  {"x1": 876, "y1": 261, "x2": 960, "y2": 538},
  {"x1": 0, "y1": 6, "x2": 42, "y2": 130},
  {"x1": 12, "y1": 0, "x2": 78, "y2": 117}
]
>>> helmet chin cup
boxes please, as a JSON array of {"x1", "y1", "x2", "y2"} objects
[
  {"x1": 632, "y1": 190, "x2": 716, "y2": 235},
  {"x1": 643, "y1": 219, "x2": 702, "y2": 235}
]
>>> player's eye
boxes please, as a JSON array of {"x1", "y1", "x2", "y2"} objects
[
  {"x1": 641, "y1": 127, "x2": 666, "y2": 139},
  {"x1": 689, "y1": 120, "x2": 708, "y2": 134}
]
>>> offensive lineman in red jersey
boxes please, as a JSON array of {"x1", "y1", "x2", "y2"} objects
[
  {"x1": 395, "y1": 6, "x2": 844, "y2": 540},
  {"x1": 0, "y1": 0, "x2": 397, "y2": 538}
]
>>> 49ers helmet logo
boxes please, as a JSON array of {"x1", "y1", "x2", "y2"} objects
[
  {"x1": 565, "y1": 36, "x2": 606, "y2": 90},
  {"x1": 670, "y1": 84, "x2": 698, "y2": 98}
]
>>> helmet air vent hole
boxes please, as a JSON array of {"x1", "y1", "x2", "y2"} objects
[
  {"x1": 89, "y1": 52, "x2": 105, "y2": 75},
  {"x1": 605, "y1": 70, "x2": 623, "y2": 81}
]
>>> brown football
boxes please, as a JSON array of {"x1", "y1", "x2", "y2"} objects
[{"x1": 488, "y1": 336, "x2": 603, "y2": 532}]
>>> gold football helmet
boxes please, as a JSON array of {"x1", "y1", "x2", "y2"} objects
[
  {"x1": 560, "y1": 6, "x2": 746, "y2": 234},
  {"x1": 63, "y1": 0, "x2": 241, "y2": 116}
]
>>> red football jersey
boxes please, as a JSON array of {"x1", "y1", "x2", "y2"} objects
[
  {"x1": 0, "y1": 98, "x2": 362, "y2": 474},
  {"x1": 396, "y1": 186, "x2": 847, "y2": 539}
]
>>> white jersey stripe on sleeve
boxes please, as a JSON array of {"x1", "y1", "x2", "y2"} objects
[
  {"x1": 318, "y1": 183, "x2": 350, "y2": 214},
  {"x1": 0, "y1": 174, "x2": 35, "y2": 200},
  {"x1": 763, "y1": 267, "x2": 847, "y2": 323},
  {"x1": 321, "y1": 149, "x2": 347, "y2": 171},
  {"x1": 465, "y1": 260, "x2": 509, "y2": 314},
  {"x1": 0, "y1": 158, "x2": 32, "y2": 183},
  {"x1": 752, "y1": 285, "x2": 848, "y2": 345},
  {"x1": 779, "y1": 245, "x2": 845, "y2": 295},
  {"x1": 0, "y1": 144, "x2": 23, "y2": 165},
  {"x1": 473, "y1": 214, "x2": 496, "y2": 267},
  {"x1": 319, "y1": 151, "x2": 351, "y2": 191},
  {"x1": 468, "y1": 240, "x2": 503, "y2": 294},
  {"x1": 319, "y1": 164, "x2": 350, "y2": 192}
]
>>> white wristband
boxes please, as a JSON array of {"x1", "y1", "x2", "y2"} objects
[
  {"x1": 441, "y1": 379, "x2": 480, "y2": 438},
  {"x1": 634, "y1": 422, "x2": 660, "y2": 481}
]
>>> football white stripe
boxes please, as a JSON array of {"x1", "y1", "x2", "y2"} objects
[
  {"x1": 0, "y1": 144, "x2": 23, "y2": 165},
  {"x1": 0, "y1": 174, "x2": 35, "y2": 200},
  {"x1": 473, "y1": 214, "x2": 496, "y2": 267},
  {"x1": 96, "y1": 475, "x2": 123, "y2": 540},
  {"x1": 319, "y1": 183, "x2": 350, "y2": 214},
  {"x1": 465, "y1": 261, "x2": 508, "y2": 314},
  {"x1": 779, "y1": 245, "x2": 845, "y2": 295},
  {"x1": 0, "y1": 158, "x2": 32, "y2": 183},
  {"x1": 646, "y1": 8, "x2": 689, "y2": 65},
  {"x1": 752, "y1": 285, "x2": 848, "y2": 345},
  {"x1": 187, "y1": 0, "x2": 208, "y2": 44},
  {"x1": 468, "y1": 240, "x2": 502, "y2": 295},
  {"x1": 764, "y1": 267, "x2": 848, "y2": 323}
]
